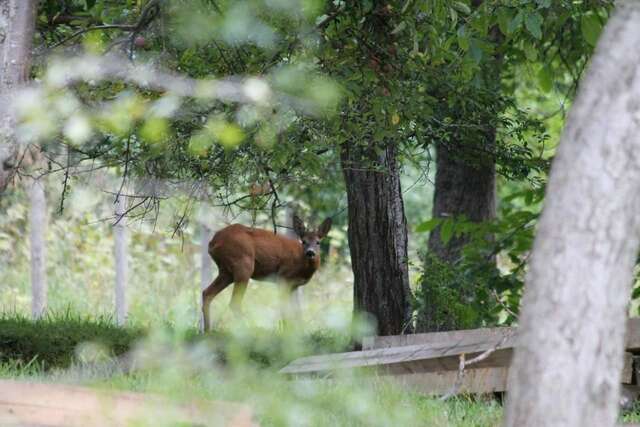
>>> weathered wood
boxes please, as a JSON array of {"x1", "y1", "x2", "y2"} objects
[
  {"x1": 283, "y1": 322, "x2": 638, "y2": 397},
  {"x1": 0, "y1": 380, "x2": 256, "y2": 427},
  {"x1": 385, "y1": 367, "x2": 509, "y2": 395},
  {"x1": 625, "y1": 318, "x2": 640, "y2": 351},
  {"x1": 362, "y1": 326, "x2": 518, "y2": 350},
  {"x1": 364, "y1": 317, "x2": 640, "y2": 352},
  {"x1": 281, "y1": 329, "x2": 517, "y2": 375}
]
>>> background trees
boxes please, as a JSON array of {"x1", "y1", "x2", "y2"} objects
[{"x1": 0, "y1": 0, "x2": 630, "y2": 341}]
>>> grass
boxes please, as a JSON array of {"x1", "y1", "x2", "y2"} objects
[{"x1": 0, "y1": 312, "x2": 505, "y2": 426}]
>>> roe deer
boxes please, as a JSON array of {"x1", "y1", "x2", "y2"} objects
[{"x1": 202, "y1": 215, "x2": 332, "y2": 331}]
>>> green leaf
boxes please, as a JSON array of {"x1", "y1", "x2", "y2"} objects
[
  {"x1": 452, "y1": 1, "x2": 471, "y2": 15},
  {"x1": 440, "y1": 220, "x2": 455, "y2": 245},
  {"x1": 581, "y1": 14, "x2": 602, "y2": 47},
  {"x1": 416, "y1": 218, "x2": 442, "y2": 233},
  {"x1": 497, "y1": 8, "x2": 514, "y2": 36},
  {"x1": 457, "y1": 25, "x2": 469, "y2": 51},
  {"x1": 524, "y1": 43, "x2": 538, "y2": 62},
  {"x1": 508, "y1": 11, "x2": 524, "y2": 34},
  {"x1": 537, "y1": 65, "x2": 553, "y2": 93},
  {"x1": 525, "y1": 12, "x2": 543, "y2": 40},
  {"x1": 469, "y1": 39, "x2": 483, "y2": 63},
  {"x1": 536, "y1": 0, "x2": 552, "y2": 8},
  {"x1": 390, "y1": 21, "x2": 407, "y2": 35}
]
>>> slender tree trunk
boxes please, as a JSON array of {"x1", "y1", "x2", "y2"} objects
[
  {"x1": 114, "y1": 196, "x2": 128, "y2": 326},
  {"x1": 341, "y1": 140, "x2": 411, "y2": 336},
  {"x1": 505, "y1": 3, "x2": 640, "y2": 426},
  {"x1": 0, "y1": 0, "x2": 38, "y2": 192},
  {"x1": 199, "y1": 222, "x2": 212, "y2": 330},
  {"x1": 285, "y1": 207, "x2": 303, "y2": 314},
  {"x1": 29, "y1": 179, "x2": 46, "y2": 318}
]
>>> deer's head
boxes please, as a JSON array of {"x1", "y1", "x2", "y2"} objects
[{"x1": 293, "y1": 215, "x2": 332, "y2": 260}]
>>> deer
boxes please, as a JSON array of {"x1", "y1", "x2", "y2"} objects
[{"x1": 202, "y1": 215, "x2": 332, "y2": 331}]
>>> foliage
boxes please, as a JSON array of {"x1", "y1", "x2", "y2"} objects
[
  {"x1": 414, "y1": 184, "x2": 544, "y2": 328},
  {"x1": 0, "y1": 312, "x2": 141, "y2": 369}
]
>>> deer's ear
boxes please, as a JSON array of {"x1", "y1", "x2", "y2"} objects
[
  {"x1": 318, "y1": 217, "x2": 332, "y2": 238},
  {"x1": 293, "y1": 215, "x2": 306, "y2": 237}
]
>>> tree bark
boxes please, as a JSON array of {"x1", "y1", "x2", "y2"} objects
[
  {"x1": 341, "y1": 140, "x2": 411, "y2": 336},
  {"x1": 0, "y1": 0, "x2": 38, "y2": 192},
  {"x1": 114, "y1": 196, "x2": 128, "y2": 326},
  {"x1": 427, "y1": 141, "x2": 496, "y2": 261},
  {"x1": 29, "y1": 179, "x2": 46, "y2": 318},
  {"x1": 504, "y1": 3, "x2": 640, "y2": 426}
]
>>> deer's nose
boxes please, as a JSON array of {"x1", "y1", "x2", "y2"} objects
[{"x1": 305, "y1": 250, "x2": 316, "y2": 258}]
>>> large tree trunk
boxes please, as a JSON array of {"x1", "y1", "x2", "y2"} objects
[
  {"x1": 0, "y1": 0, "x2": 38, "y2": 192},
  {"x1": 417, "y1": 135, "x2": 496, "y2": 332},
  {"x1": 419, "y1": 24, "x2": 501, "y2": 332},
  {"x1": 341, "y1": 140, "x2": 411, "y2": 336},
  {"x1": 504, "y1": 3, "x2": 640, "y2": 426}
]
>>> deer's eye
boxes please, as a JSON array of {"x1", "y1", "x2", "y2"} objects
[{"x1": 302, "y1": 240, "x2": 308, "y2": 245}]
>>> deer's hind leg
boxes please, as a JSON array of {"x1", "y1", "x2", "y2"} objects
[
  {"x1": 202, "y1": 270, "x2": 233, "y2": 332},
  {"x1": 229, "y1": 257, "x2": 254, "y2": 317}
]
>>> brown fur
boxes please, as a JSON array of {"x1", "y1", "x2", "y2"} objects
[{"x1": 202, "y1": 220, "x2": 330, "y2": 331}]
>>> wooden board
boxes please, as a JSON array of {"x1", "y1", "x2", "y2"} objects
[
  {"x1": 0, "y1": 380, "x2": 256, "y2": 427},
  {"x1": 282, "y1": 318, "x2": 638, "y2": 397},
  {"x1": 626, "y1": 318, "x2": 640, "y2": 351},
  {"x1": 363, "y1": 317, "x2": 640, "y2": 352},
  {"x1": 281, "y1": 329, "x2": 517, "y2": 375},
  {"x1": 384, "y1": 367, "x2": 510, "y2": 395},
  {"x1": 362, "y1": 326, "x2": 518, "y2": 350}
]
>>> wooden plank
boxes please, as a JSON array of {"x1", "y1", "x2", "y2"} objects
[
  {"x1": 384, "y1": 352, "x2": 635, "y2": 395},
  {"x1": 364, "y1": 317, "x2": 640, "y2": 352},
  {"x1": 0, "y1": 380, "x2": 256, "y2": 427},
  {"x1": 281, "y1": 329, "x2": 517, "y2": 375},
  {"x1": 384, "y1": 367, "x2": 510, "y2": 395},
  {"x1": 626, "y1": 318, "x2": 640, "y2": 351},
  {"x1": 623, "y1": 352, "x2": 634, "y2": 384},
  {"x1": 362, "y1": 326, "x2": 518, "y2": 350}
]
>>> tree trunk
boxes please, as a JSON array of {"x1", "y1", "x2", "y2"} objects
[
  {"x1": 427, "y1": 142, "x2": 496, "y2": 261},
  {"x1": 419, "y1": 25, "x2": 501, "y2": 332},
  {"x1": 114, "y1": 196, "x2": 128, "y2": 326},
  {"x1": 29, "y1": 179, "x2": 46, "y2": 318},
  {"x1": 0, "y1": 0, "x2": 38, "y2": 192},
  {"x1": 504, "y1": 3, "x2": 640, "y2": 426},
  {"x1": 199, "y1": 221, "x2": 212, "y2": 330},
  {"x1": 341, "y1": 140, "x2": 411, "y2": 336}
]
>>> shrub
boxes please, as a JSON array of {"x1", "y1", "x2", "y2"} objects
[{"x1": 0, "y1": 312, "x2": 142, "y2": 369}]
